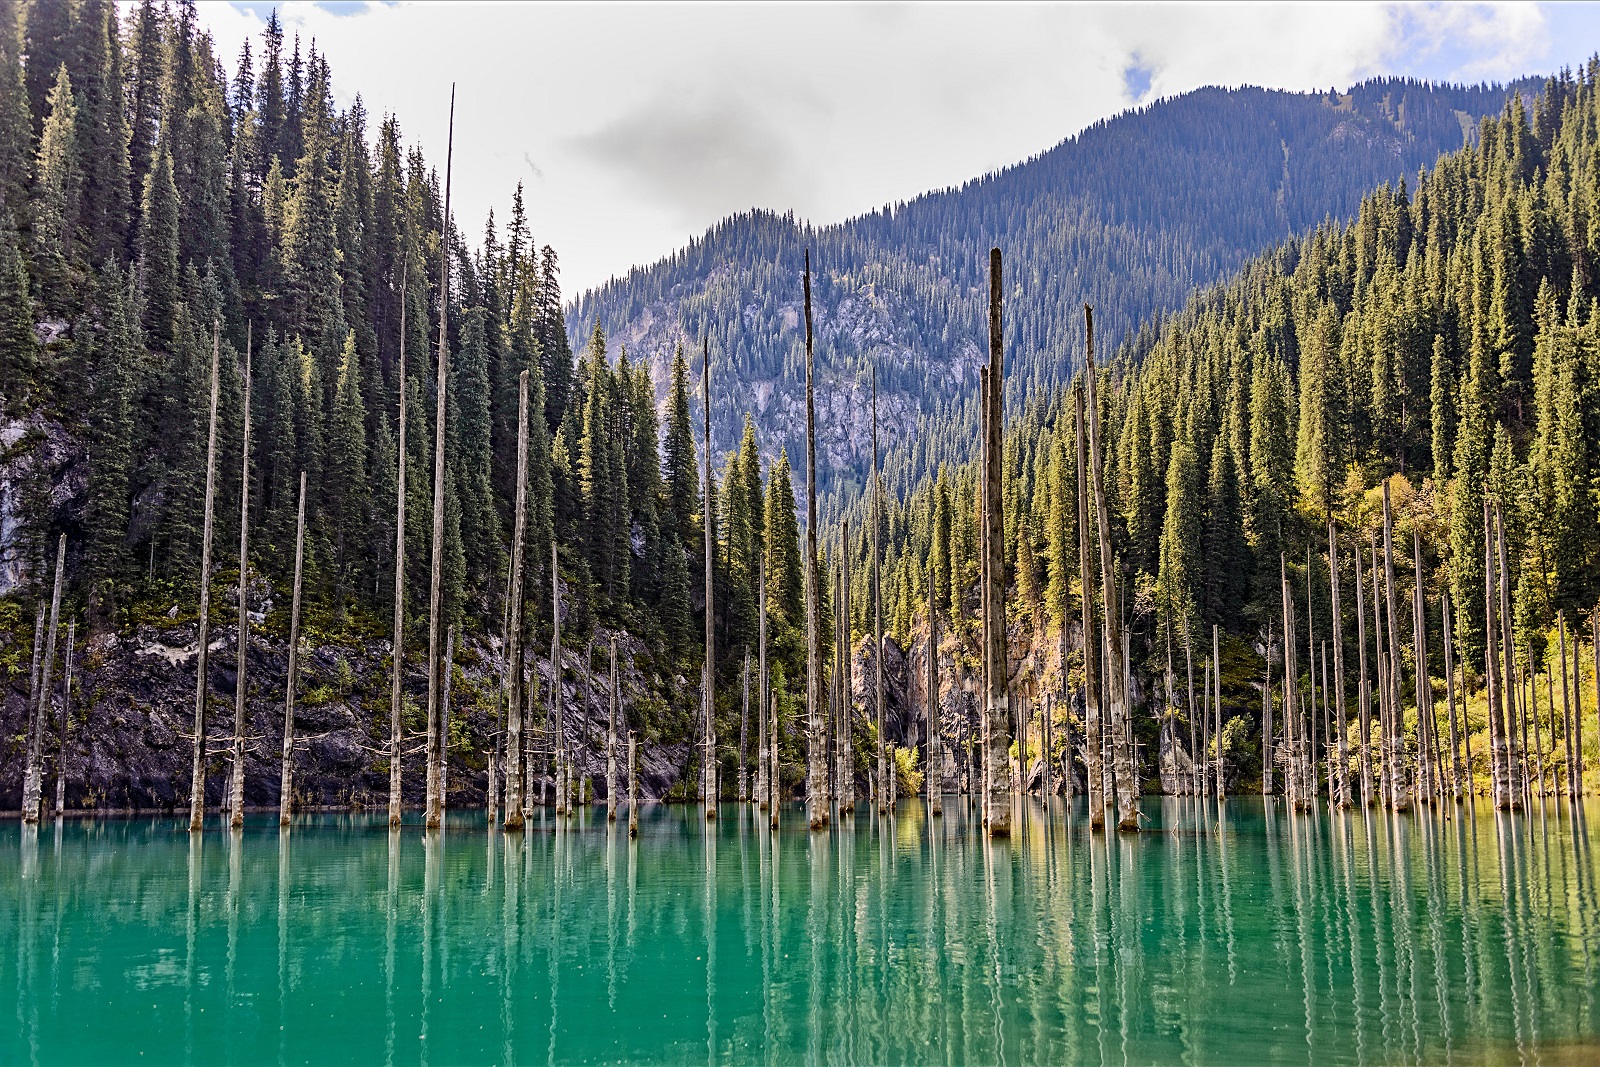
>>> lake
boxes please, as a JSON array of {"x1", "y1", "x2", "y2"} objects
[{"x1": 4, "y1": 797, "x2": 1599, "y2": 1064}]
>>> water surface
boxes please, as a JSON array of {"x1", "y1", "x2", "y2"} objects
[{"x1": 5, "y1": 797, "x2": 1599, "y2": 1064}]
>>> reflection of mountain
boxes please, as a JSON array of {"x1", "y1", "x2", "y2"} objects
[{"x1": 570, "y1": 78, "x2": 1533, "y2": 500}]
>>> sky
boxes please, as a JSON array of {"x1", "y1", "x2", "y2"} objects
[{"x1": 197, "y1": 2, "x2": 1600, "y2": 298}]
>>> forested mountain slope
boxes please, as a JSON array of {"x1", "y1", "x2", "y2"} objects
[
  {"x1": 855, "y1": 64, "x2": 1600, "y2": 789},
  {"x1": 570, "y1": 78, "x2": 1534, "y2": 505}
]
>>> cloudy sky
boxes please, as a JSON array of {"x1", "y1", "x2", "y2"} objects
[{"x1": 199, "y1": 2, "x2": 1600, "y2": 297}]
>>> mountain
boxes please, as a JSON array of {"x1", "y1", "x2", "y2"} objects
[{"x1": 569, "y1": 77, "x2": 1538, "y2": 507}]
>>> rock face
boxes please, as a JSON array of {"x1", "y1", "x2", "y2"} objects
[{"x1": 0, "y1": 610, "x2": 696, "y2": 815}]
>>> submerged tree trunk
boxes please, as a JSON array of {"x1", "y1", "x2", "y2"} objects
[
  {"x1": 1560, "y1": 611, "x2": 1575, "y2": 800},
  {"x1": 1280, "y1": 554, "x2": 1306, "y2": 812},
  {"x1": 837, "y1": 525, "x2": 853, "y2": 813},
  {"x1": 627, "y1": 733, "x2": 639, "y2": 837},
  {"x1": 230, "y1": 331, "x2": 253, "y2": 830},
  {"x1": 23, "y1": 537, "x2": 65, "y2": 824},
  {"x1": 1442, "y1": 592, "x2": 1464, "y2": 800},
  {"x1": 1075, "y1": 383, "x2": 1103, "y2": 830},
  {"x1": 802, "y1": 251, "x2": 826, "y2": 831},
  {"x1": 1495, "y1": 505, "x2": 1525, "y2": 805},
  {"x1": 872, "y1": 371, "x2": 888, "y2": 814},
  {"x1": 928, "y1": 567, "x2": 942, "y2": 815},
  {"x1": 981, "y1": 251, "x2": 1013, "y2": 836},
  {"x1": 1330, "y1": 523, "x2": 1350, "y2": 808},
  {"x1": 53, "y1": 619, "x2": 74, "y2": 817},
  {"x1": 503, "y1": 370, "x2": 530, "y2": 829},
  {"x1": 553, "y1": 542, "x2": 565, "y2": 816},
  {"x1": 1260, "y1": 622, "x2": 1272, "y2": 798},
  {"x1": 1486, "y1": 501, "x2": 1512, "y2": 810},
  {"x1": 757, "y1": 559, "x2": 769, "y2": 811},
  {"x1": 188, "y1": 327, "x2": 223, "y2": 833},
  {"x1": 702, "y1": 337, "x2": 717, "y2": 819},
  {"x1": 1411, "y1": 527, "x2": 1433, "y2": 805},
  {"x1": 388, "y1": 262, "x2": 410, "y2": 830},
  {"x1": 609, "y1": 637, "x2": 621, "y2": 821},
  {"x1": 1381, "y1": 483, "x2": 1410, "y2": 812},
  {"x1": 279, "y1": 473, "x2": 307, "y2": 825},
  {"x1": 1353, "y1": 543, "x2": 1373, "y2": 806}
]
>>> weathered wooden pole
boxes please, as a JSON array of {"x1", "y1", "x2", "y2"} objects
[
  {"x1": 188, "y1": 325, "x2": 223, "y2": 833},
  {"x1": 423, "y1": 87, "x2": 456, "y2": 832},
  {"x1": 229, "y1": 326, "x2": 254, "y2": 830},
  {"x1": 702, "y1": 337, "x2": 717, "y2": 818},
  {"x1": 1485, "y1": 501, "x2": 1512, "y2": 809},
  {"x1": 757, "y1": 558, "x2": 769, "y2": 811},
  {"x1": 1380, "y1": 482, "x2": 1410, "y2": 812},
  {"x1": 1329, "y1": 523, "x2": 1351, "y2": 808},
  {"x1": 502, "y1": 370, "x2": 530, "y2": 829},
  {"x1": 388, "y1": 260, "x2": 410, "y2": 830},
  {"x1": 1084, "y1": 308, "x2": 1130, "y2": 831},
  {"x1": 552, "y1": 541, "x2": 565, "y2": 815},
  {"x1": 927, "y1": 566, "x2": 942, "y2": 815},
  {"x1": 278, "y1": 472, "x2": 307, "y2": 825},
  {"x1": 627, "y1": 732, "x2": 639, "y2": 837},
  {"x1": 1074, "y1": 383, "x2": 1103, "y2": 830},
  {"x1": 23, "y1": 538, "x2": 66, "y2": 823},
  {"x1": 1529, "y1": 627, "x2": 1546, "y2": 795},
  {"x1": 609, "y1": 636, "x2": 621, "y2": 821},
  {"x1": 802, "y1": 251, "x2": 826, "y2": 831},
  {"x1": 53, "y1": 619, "x2": 74, "y2": 816}
]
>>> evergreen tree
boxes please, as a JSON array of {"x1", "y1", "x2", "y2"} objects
[
  {"x1": 0, "y1": 210, "x2": 36, "y2": 403},
  {"x1": 31, "y1": 64, "x2": 81, "y2": 303},
  {"x1": 663, "y1": 344, "x2": 699, "y2": 549}
]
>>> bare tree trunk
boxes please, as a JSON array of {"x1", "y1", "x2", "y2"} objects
[
  {"x1": 189, "y1": 327, "x2": 223, "y2": 833},
  {"x1": 1380, "y1": 484, "x2": 1410, "y2": 812},
  {"x1": 870, "y1": 371, "x2": 888, "y2": 814},
  {"x1": 770, "y1": 690, "x2": 781, "y2": 829},
  {"x1": 388, "y1": 262, "x2": 411, "y2": 830},
  {"x1": 739, "y1": 649, "x2": 751, "y2": 803},
  {"x1": 1530, "y1": 624, "x2": 1545, "y2": 796},
  {"x1": 1280, "y1": 554, "x2": 1305, "y2": 811},
  {"x1": 1329, "y1": 523, "x2": 1350, "y2": 808},
  {"x1": 609, "y1": 637, "x2": 621, "y2": 820},
  {"x1": 24, "y1": 602, "x2": 43, "y2": 806},
  {"x1": 279, "y1": 472, "x2": 307, "y2": 826},
  {"x1": 757, "y1": 558, "x2": 769, "y2": 811},
  {"x1": 1075, "y1": 383, "x2": 1103, "y2": 830},
  {"x1": 1354, "y1": 543, "x2": 1373, "y2": 806},
  {"x1": 1411, "y1": 527, "x2": 1433, "y2": 805},
  {"x1": 424, "y1": 89, "x2": 456, "y2": 832},
  {"x1": 837, "y1": 532, "x2": 854, "y2": 814},
  {"x1": 702, "y1": 337, "x2": 717, "y2": 819},
  {"x1": 1368, "y1": 537, "x2": 1389, "y2": 806},
  {"x1": 1486, "y1": 501, "x2": 1512, "y2": 810},
  {"x1": 928, "y1": 567, "x2": 942, "y2": 815},
  {"x1": 1495, "y1": 505, "x2": 1525, "y2": 805},
  {"x1": 802, "y1": 251, "x2": 826, "y2": 831},
  {"x1": 1083, "y1": 308, "x2": 1130, "y2": 831},
  {"x1": 1260, "y1": 622, "x2": 1272, "y2": 798},
  {"x1": 441, "y1": 625, "x2": 455, "y2": 810},
  {"x1": 628, "y1": 732, "x2": 639, "y2": 837},
  {"x1": 24, "y1": 539, "x2": 65, "y2": 824},
  {"x1": 1443, "y1": 593, "x2": 1463, "y2": 800},
  {"x1": 553, "y1": 542, "x2": 565, "y2": 816},
  {"x1": 53, "y1": 619, "x2": 74, "y2": 817},
  {"x1": 1305, "y1": 546, "x2": 1318, "y2": 799},
  {"x1": 502, "y1": 370, "x2": 530, "y2": 829},
  {"x1": 230, "y1": 329, "x2": 254, "y2": 830},
  {"x1": 1571, "y1": 607, "x2": 1585, "y2": 799},
  {"x1": 1212, "y1": 624, "x2": 1224, "y2": 800}
]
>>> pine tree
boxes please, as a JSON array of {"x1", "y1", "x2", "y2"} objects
[
  {"x1": 136, "y1": 148, "x2": 180, "y2": 349},
  {"x1": 0, "y1": 210, "x2": 36, "y2": 404},
  {"x1": 83, "y1": 267, "x2": 138, "y2": 598},
  {"x1": 663, "y1": 344, "x2": 699, "y2": 549},
  {"x1": 31, "y1": 64, "x2": 81, "y2": 303},
  {"x1": 0, "y1": 1, "x2": 29, "y2": 214},
  {"x1": 451, "y1": 305, "x2": 501, "y2": 600},
  {"x1": 326, "y1": 332, "x2": 369, "y2": 613}
]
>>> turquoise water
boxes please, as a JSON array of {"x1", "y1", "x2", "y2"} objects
[{"x1": 4, "y1": 798, "x2": 1599, "y2": 1065}]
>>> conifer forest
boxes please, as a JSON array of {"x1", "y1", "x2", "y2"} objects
[{"x1": 5, "y1": 3, "x2": 1600, "y2": 1063}]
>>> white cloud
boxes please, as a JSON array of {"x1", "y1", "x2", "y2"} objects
[{"x1": 193, "y1": 1, "x2": 1566, "y2": 297}]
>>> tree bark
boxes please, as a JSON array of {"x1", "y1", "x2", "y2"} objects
[
  {"x1": 1212, "y1": 624, "x2": 1224, "y2": 800},
  {"x1": 23, "y1": 537, "x2": 65, "y2": 823},
  {"x1": 279, "y1": 472, "x2": 306, "y2": 825},
  {"x1": 230, "y1": 329, "x2": 253, "y2": 830},
  {"x1": 503, "y1": 370, "x2": 530, "y2": 829},
  {"x1": 553, "y1": 541, "x2": 565, "y2": 815},
  {"x1": 702, "y1": 337, "x2": 717, "y2": 818},
  {"x1": 188, "y1": 326, "x2": 223, "y2": 833},
  {"x1": 628, "y1": 733, "x2": 639, "y2": 837},
  {"x1": 441, "y1": 625, "x2": 455, "y2": 809},
  {"x1": 1260, "y1": 622, "x2": 1272, "y2": 798},
  {"x1": 424, "y1": 88, "x2": 456, "y2": 832},
  {"x1": 1074, "y1": 383, "x2": 1103, "y2": 830},
  {"x1": 803, "y1": 251, "x2": 826, "y2": 831}
]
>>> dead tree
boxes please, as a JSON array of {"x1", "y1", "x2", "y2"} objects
[
  {"x1": 388, "y1": 260, "x2": 410, "y2": 830},
  {"x1": 702, "y1": 337, "x2": 717, "y2": 818},
  {"x1": 441, "y1": 625, "x2": 455, "y2": 807},
  {"x1": 1412, "y1": 527, "x2": 1434, "y2": 804},
  {"x1": 628, "y1": 733, "x2": 639, "y2": 837},
  {"x1": 22, "y1": 536, "x2": 66, "y2": 824},
  {"x1": 802, "y1": 251, "x2": 826, "y2": 831},
  {"x1": 738, "y1": 651, "x2": 750, "y2": 803},
  {"x1": 977, "y1": 253, "x2": 1012, "y2": 836},
  {"x1": 188, "y1": 326, "x2": 223, "y2": 833},
  {"x1": 53, "y1": 619, "x2": 74, "y2": 817},
  {"x1": 1084, "y1": 307, "x2": 1130, "y2": 831},
  {"x1": 1353, "y1": 540, "x2": 1374, "y2": 806},
  {"x1": 837, "y1": 533, "x2": 854, "y2": 814},
  {"x1": 229, "y1": 328, "x2": 253, "y2": 830},
  {"x1": 1075, "y1": 383, "x2": 1103, "y2": 830},
  {"x1": 1442, "y1": 592, "x2": 1463, "y2": 800},
  {"x1": 552, "y1": 542, "x2": 566, "y2": 815},
  {"x1": 424, "y1": 88, "x2": 456, "y2": 831},
  {"x1": 1329, "y1": 522, "x2": 1351, "y2": 808},
  {"x1": 609, "y1": 637, "x2": 621, "y2": 821},
  {"x1": 1495, "y1": 504, "x2": 1525, "y2": 804},
  {"x1": 1560, "y1": 611, "x2": 1575, "y2": 800},
  {"x1": 870, "y1": 370, "x2": 888, "y2": 814},
  {"x1": 757, "y1": 558, "x2": 769, "y2": 810},
  {"x1": 1280, "y1": 554, "x2": 1306, "y2": 811},
  {"x1": 1381, "y1": 484, "x2": 1411, "y2": 811},
  {"x1": 927, "y1": 566, "x2": 942, "y2": 815},
  {"x1": 279, "y1": 472, "x2": 307, "y2": 825},
  {"x1": 503, "y1": 370, "x2": 531, "y2": 829},
  {"x1": 1486, "y1": 501, "x2": 1513, "y2": 809}
]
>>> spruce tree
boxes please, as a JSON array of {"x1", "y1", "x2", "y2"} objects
[
  {"x1": 31, "y1": 64, "x2": 81, "y2": 304},
  {"x1": 0, "y1": 210, "x2": 36, "y2": 404}
]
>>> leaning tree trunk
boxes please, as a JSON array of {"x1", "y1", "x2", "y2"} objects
[
  {"x1": 388, "y1": 261, "x2": 410, "y2": 829},
  {"x1": 503, "y1": 370, "x2": 531, "y2": 829},
  {"x1": 278, "y1": 472, "x2": 307, "y2": 826},
  {"x1": 702, "y1": 337, "x2": 717, "y2": 819},
  {"x1": 802, "y1": 251, "x2": 827, "y2": 831},
  {"x1": 1084, "y1": 307, "x2": 1131, "y2": 832},
  {"x1": 230, "y1": 330, "x2": 253, "y2": 830},
  {"x1": 1075, "y1": 383, "x2": 1103, "y2": 830},
  {"x1": 22, "y1": 537, "x2": 65, "y2": 824},
  {"x1": 424, "y1": 90, "x2": 456, "y2": 832},
  {"x1": 188, "y1": 328, "x2": 223, "y2": 833}
]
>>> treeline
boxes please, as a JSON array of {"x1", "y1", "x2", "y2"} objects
[
  {"x1": 570, "y1": 79, "x2": 1532, "y2": 509},
  {"x1": 0, "y1": 2, "x2": 822, "y2": 711},
  {"x1": 855, "y1": 64, "x2": 1600, "y2": 735}
]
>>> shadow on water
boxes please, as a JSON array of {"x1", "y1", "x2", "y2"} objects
[{"x1": 3, "y1": 796, "x2": 1599, "y2": 1064}]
